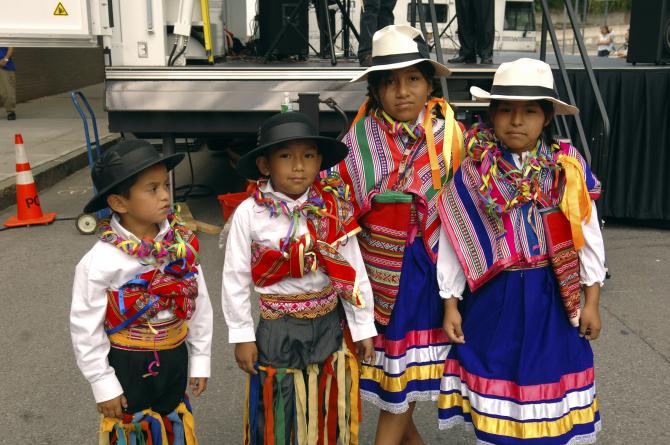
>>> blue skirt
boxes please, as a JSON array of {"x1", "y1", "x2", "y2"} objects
[
  {"x1": 360, "y1": 239, "x2": 451, "y2": 413},
  {"x1": 438, "y1": 266, "x2": 600, "y2": 444}
]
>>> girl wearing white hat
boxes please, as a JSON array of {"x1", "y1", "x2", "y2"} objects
[
  {"x1": 436, "y1": 58, "x2": 605, "y2": 444},
  {"x1": 335, "y1": 24, "x2": 465, "y2": 444}
]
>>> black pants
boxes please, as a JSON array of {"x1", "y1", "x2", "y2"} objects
[
  {"x1": 455, "y1": 0, "x2": 494, "y2": 59},
  {"x1": 108, "y1": 342, "x2": 188, "y2": 415},
  {"x1": 358, "y1": 0, "x2": 398, "y2": 59}
]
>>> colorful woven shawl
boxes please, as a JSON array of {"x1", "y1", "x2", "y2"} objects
[
  {"x1": 337, "y1": 98, "x2": 464, "y2": 261},
  {"x1": 250, "y1": 173, "x2": 365, "y2": 310},
  {"x1": 438, "y1": 124, "x2": 601, "y2": 292}
]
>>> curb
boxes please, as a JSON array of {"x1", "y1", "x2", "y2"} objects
[{"x1": 0, "y1": 134, "x2": 121, "y2": 212}]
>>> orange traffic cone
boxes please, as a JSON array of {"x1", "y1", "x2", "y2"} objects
[{"x1": 3, "y1": 134, "x2": 57, "y2": 228}]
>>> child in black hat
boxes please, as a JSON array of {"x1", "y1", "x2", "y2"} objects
[
  {"x1": 222, "y1": 111, "x2": 376, "y2": 444},
  {"x1": 70, "y1": 139, "x2": 213, "y2": 444}
]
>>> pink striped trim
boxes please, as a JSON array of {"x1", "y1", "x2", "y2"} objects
[
  {"x1": 443, "y1": 359, "x2": 595, "y2": 402},
  {"x1": 375, "y1": 328, "x2": 449, "y2": 356}
]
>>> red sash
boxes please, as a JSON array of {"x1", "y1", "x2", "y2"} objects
[
  {"x1": 250, "y1": 179, "x2": 364, "y2": 309},
  {"x1": 105, "y1": 234, "x2": 200, "y2": 334}
]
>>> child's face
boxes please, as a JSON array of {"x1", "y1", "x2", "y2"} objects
[
  {"x1": 256, "y1": 139, "x2": 322, "y2": 199},
  {"x1": 108, "y1": 163, "x2": 171, "y2": 235},
  {"x1": 491, "y1": 100, "x2": 551, "y2": 153},
  {"x1": 377, "y1": 65, "x2": 433, "y2": 122}
]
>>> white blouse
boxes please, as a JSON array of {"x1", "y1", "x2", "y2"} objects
[
  {"x1": 221, "y1": 181, "x2": 377, "y2": 343},
  {"x1": 437, "y1": 152, "x2": 607, "y2": 299},
  {"x1": 70, "y1": 215, "x2": 214, "y2": 403}
]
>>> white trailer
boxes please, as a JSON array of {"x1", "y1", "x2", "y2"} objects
[{"x1": 0, "y1": 0, "x2": 534, "y2": 145}]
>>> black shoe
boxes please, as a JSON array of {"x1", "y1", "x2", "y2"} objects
[
  {"x1": 7, "y1": 112, "x2": 15, "y2": 121},
  {"x1": 447, "y1": 55, "x2": 476, "y2": 64},
  {"x1": 480, "y1": 57, "x2": 493, "y2": 65}
]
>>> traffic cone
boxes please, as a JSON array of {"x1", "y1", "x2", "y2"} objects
[{"x1": 3, "y1": 134, "x2": 57, "y2": 227}]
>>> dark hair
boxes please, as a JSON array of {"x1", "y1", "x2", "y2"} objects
[
  {"x1": 365, "y1": 61, "x2": 442, "y2": 114},
  {"x1": 488, "y1": 99, "x2": 557, "y2": 145}
]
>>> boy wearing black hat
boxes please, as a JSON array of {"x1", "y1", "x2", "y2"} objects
[
  {"x1": 70, "y1": 139, "x2": 213, "y2": 443},
  {"x1": 222, "y1": 111, "x2": 376, "y2": 444}
]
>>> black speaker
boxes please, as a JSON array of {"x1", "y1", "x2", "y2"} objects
[
  {"x1": 259, "y1": 0, "x2": 309, "y2": 57},
  {"x1": 627, "y1": 0, "x2": 670, "y2": 64}
]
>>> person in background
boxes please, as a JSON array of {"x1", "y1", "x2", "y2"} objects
[
  {"x1": 0, "y1": 47, "x2": 16, "y2": 120},
  {"x1": 615, "y1": 28, "x2": 629, "y2": 58},
  {"x1": 597, "y1": 25, "x2": 615, "y2": 57},
  {"x1": 447, "y1": 0, "x2": 494, "y2": 65},
  {"x1": 358, "y1": 0, "x2": 398, "y2": 66}
]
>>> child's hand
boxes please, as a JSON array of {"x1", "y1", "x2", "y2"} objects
[
  {"x1": 443, "y1": 299, "x2": 465, "y2": 344},
  {"x1": 579, "y1": 303, "x2": 602, "y2": 341},
  {"x1": 97, "y1": 394, "x2": 128, "y2": 419},
  {"x1": 189, "y1": 377, "x2": 208, "y2": 397},
  {"x1": 234, "y1": 342, "x2": 259, "y2": 375},
  {"x1": 356, "y1": 338, "x2": 375, "y2": 364}
]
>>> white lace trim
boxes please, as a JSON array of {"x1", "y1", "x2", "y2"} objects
[
  {"x1": 438, "y1": 417, "x2": 602, "y2": 445},
  {"x1": 360, "y1": 389, "x2": 440, "y2": 414}
]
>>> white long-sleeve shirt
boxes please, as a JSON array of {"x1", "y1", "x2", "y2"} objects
[
  {"x1": 70, "y1": 214, "x2": 213, "y2": 403},
  {"x1": 221, "y1": 181, "x2": 377, "y2": 343},
  {"x1": 437, "y1": 152, "x2": 607, "y2": 299}
]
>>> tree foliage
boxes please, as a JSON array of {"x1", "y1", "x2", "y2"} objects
[{"x1": 539, "y1": 0, "x2": 632, "y2": 13}]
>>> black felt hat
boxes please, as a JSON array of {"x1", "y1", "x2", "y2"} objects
[
  {"x1": 236, "y1": 111, "x2": 349, "y2": 180},
  {"x1": 84, "y1": 139, "x2": 184, "y2": 213}
]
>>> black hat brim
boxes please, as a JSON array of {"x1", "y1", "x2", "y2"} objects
[
  {"x1": 236, "y1": 136, "x2": 349, "y2": 180},
  {"x1": 83, "y1": 153, "x2": 185, "y2": 213}
]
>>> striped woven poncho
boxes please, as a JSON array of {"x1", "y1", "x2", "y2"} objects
[
  {"x1": 438, "y1": 124, "x2": 602, "y2": 292},
  {"x1": 335, "y1": 101, "x2": 464, "y2": 262}
]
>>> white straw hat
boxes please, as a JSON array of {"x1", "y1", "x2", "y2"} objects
[
  {"x1": 470, "y1": 58, "x2": 579, "y2": 115},
  {"x1": 350, "y1": 25, "x2": 451, "y2": 83}
]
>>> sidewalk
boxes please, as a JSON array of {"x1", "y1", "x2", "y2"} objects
[{"x1": 0, "y1": 83, "x2": 119, "y2": 210}]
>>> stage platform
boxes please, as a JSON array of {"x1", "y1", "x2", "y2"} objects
[{"x1": 105, "y1": 51, "x2": 670, "y2": 223}]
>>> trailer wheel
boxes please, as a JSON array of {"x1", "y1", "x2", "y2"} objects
[{"x1": 76, "y1": 213, "x2": 98, "y2": 235}]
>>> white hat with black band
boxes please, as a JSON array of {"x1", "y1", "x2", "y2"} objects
[
  {"x1": 350, "y1": 24, "x2": 451, "y2": 83},
  {"x1": 469, "y1": 58, "x2": 579, "y2": 115}
]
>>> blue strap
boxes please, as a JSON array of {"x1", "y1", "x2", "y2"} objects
[
  {"x1": 167, "y1": 411, "x2": 186, "y2": 445},
  {"x1": 164, "y1": 258, "x2": 186, "y2": 275},
  {"x1": 144, "y1": 414, "x2": 164, "y2": 445},
  {"x1": 117, "y1": 277, "x2": 149, "y2": 315},
  {"x1": 114, "y1": 423, "x2": 128, "y2": 445},
  {"x1": 249, "y1": 366, "x2": 261, "y2": 445},
  {"x1": 105, "y1": 295, "x2": 158, "y2": 335}
]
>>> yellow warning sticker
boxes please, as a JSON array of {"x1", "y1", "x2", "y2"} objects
[{"x1": 54, "y1": 2, "x2": 68, "y2": 16}]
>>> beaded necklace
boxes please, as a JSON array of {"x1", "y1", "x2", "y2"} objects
[{"x1": 98, "y1": 206, "x2": 197, "y2": 266}]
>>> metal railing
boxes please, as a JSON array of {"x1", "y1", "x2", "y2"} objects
[
  {"x1": 538, "y1": 0, "x2": 610, "y2": 165},
  {"x1": 409, "y1": 0, "x2": 611, "y2": 166}
]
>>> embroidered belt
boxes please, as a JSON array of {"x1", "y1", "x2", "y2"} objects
[
  {"x1": 108, "y1": 316, "x2": 187, "y2": 352},
  {"x1": 259, "y1": 284, "x2": 338, "y2": 320},
  {"x1": 506, "y1": 259, "x2": 551, "y2": 271}
]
